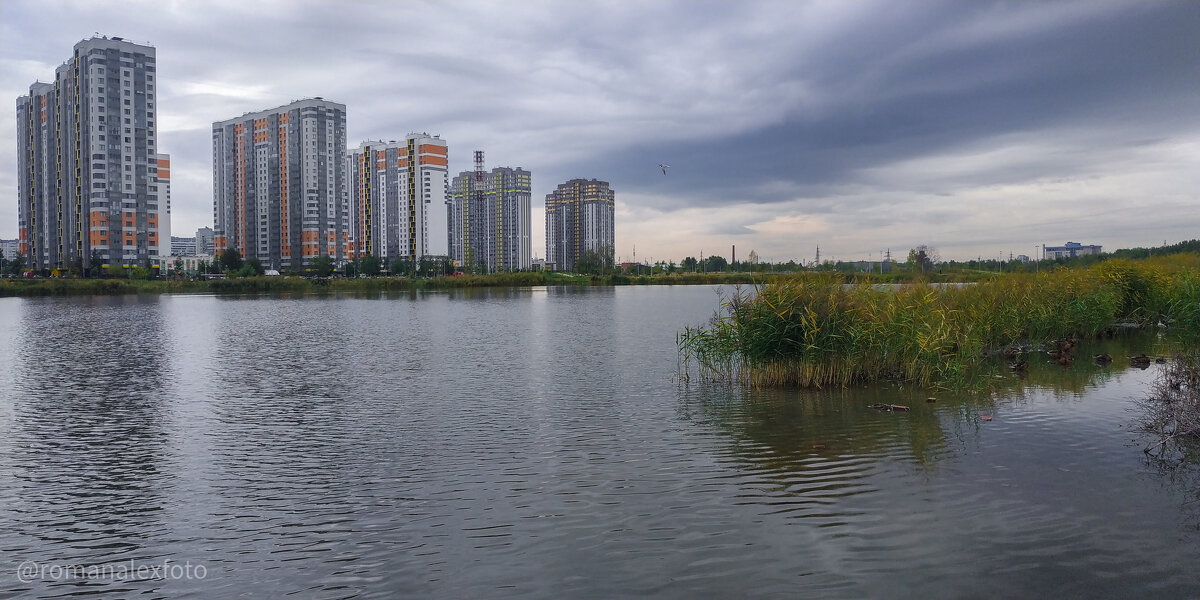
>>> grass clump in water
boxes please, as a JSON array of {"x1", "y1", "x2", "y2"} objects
[{"x1": 679, "y1": 255, "x2": 1198, "y2": 388}]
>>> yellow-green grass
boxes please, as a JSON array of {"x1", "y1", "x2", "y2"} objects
[{"x1": 679, "y1": 255, "x2": 1199, "y2": 388}]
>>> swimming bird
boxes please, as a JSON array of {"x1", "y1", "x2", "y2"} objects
[{"x1": 658, "y1": 163, "x2": 669, "y2": 175}]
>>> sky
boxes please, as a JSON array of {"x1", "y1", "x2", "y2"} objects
[{"x1": 1, "y1": 0, "x2": 1197, "y2": 264}]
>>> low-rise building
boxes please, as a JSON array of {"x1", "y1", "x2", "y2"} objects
[
  {"x1": 157, "y1": 255, "x2": 214, "y2": 274},
  {"x1": 1044, "y1": 242, "x2": 1102, "y2": 260},
  {"x1": 171, "y1": 236, "x2": 197, "y2": 256},
  {"x1": 853, "y1": 260, "x2": 894, "y2": 273},
  {"x1": 0, "y1": 239, "x2": 19, "y2": 260}
]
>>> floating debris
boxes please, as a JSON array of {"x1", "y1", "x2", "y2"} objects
[{"x1": 868, "y1": 403, "x2": 910, "y2": 412}]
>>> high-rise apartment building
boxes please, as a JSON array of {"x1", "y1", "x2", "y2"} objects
[
  {"x1": 545, "y1": 178, "x2": 615, "y2": 272},
  {"x1": 212, "y1": 98, "x2": 346, "y2": 270},
  {"x1": 195, "y1": 226, "x2": 214, "y2": 256},
  {"x1": 156, "y1": 153, "x2": 171, "y2": 258},
  {"x1": 16, "y1": 36, "x2": 164, "y2": 271},
  {"x1": 347, "y1": 134, "x2": 449, "y2": 263},
  {"x1": 449, "y1": 158, "x2": 531, "y2": 272}
]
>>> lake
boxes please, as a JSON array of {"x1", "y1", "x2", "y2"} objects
[{"x1": 0, "y1": 286, "x2": 1197, "y2": 599}]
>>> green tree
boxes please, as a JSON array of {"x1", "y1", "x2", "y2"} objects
[
  {"x1": 682, "y1": 256, "x2": 698, "y2": 271},
  {"x1": 85, "y1": 249, "x2": 106, "y2": 278},
  {"x1": 245, "y1": 257, "x2": 266, "y2": 276},
  {"x1": 220, "y1": 248, "x2": 243, "y2": 272},
  {"x1": 418, "y1": 256, "x2": 441, "y2": 276},
  {"x1": 361, "y1": 254, "x2": 381, "y2": 277},
  {"x1": 576, "y1": 250, "x2": 604, "y2": 275},
  {"x1": 311, "y1": 254, "x2": 335, "y2": 277},
  {"x1": 701, "y1": 255, "x2": 728, "y2": 272},
  {"x1": 390, "y1": 258, "x2": 408, "y2": 276},
  {"x1": 906, "y1": 245, "x2": 938, "y2": 274},
  {"x1": 171, "y1": 258, "x2": 184, "y2": 278}
]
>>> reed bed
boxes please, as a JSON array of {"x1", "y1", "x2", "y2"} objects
[{"x1": 679, "y1": 255, "x2": 1199, "y2": 388}]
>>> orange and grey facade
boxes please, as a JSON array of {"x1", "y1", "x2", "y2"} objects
[
  {"x1": 16, "y1": 36, "x2": 165, "y2": 271},
  {"x1": 156, "y1": 153, "x2": 171, "y2": 257},
  {"x1": 346, "y1": 135, "x2": 449, "y2": 263},
  {"x1": 212, "y1": 98, "x2": 347, "y2": 270},
  {"x1": 545, "y1": 179, "x2": 615, "y2": 272},
  {"x1": 449, "y1": 167, "x2": 532, "y2": 272}
]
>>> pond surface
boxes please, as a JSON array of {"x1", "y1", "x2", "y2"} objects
[{"x1": 0, "y1": 286, "x2": 1196, "y2": 599}]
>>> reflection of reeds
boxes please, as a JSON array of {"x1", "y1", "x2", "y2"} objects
[
  {"x1": 679, "y1": 255, "x2": 1199, "y2": 388},
  {"x1": 1139, "y1": 354, "x2": 1200, "y2": 459}
]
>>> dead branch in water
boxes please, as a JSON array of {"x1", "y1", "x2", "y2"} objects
[{"x1": 1138, "y1": 354, "x2": 1200, "y2": 459}]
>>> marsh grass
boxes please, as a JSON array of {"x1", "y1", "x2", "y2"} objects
[{"x1": 679, "y1": 255, "x2": 1199, "y2": 388}]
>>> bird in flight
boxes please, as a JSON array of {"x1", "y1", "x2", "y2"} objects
[{"x1": 658, "y1": 163, "x2": 670, "y2": 175}]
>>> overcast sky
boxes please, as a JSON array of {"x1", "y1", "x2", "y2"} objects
[{"x1": 2, "y1": 0, "x2": 1197, "y2": 263}]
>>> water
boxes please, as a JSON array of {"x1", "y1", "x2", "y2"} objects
[{"x1": 0, "y1": 286, "x2": 1196, "y2": 599}]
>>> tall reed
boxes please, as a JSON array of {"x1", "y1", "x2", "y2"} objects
[{"x1": 679, "y1": 255, "x2": 1198, "y2": 388}]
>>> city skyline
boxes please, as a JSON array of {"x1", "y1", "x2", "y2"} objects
[{"x1": 2, "y1": 1, "x2": 1198, "y2": 264}]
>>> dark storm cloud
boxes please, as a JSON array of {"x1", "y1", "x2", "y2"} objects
[{"x1": 585, "y1": 1, "x2": 1199, "y2": 210}]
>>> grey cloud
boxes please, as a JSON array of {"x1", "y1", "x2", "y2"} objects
[{"x1": 0, "y1": 1, "x2": 1195, "y2": 261}]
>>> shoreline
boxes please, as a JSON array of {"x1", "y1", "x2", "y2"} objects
[
  {"x1": 1, "y1": 272, "x2": 771, "y2": 297},
  {"x1": 0, "y1": 271, "x2": 965, "y2": 297}
]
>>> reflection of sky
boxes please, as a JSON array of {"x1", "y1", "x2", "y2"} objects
[
  {"x1": 2, "y1": 296, "x2": 177, "y2": 597},
  {"x1": 0, "y1": 289, "x2": 1194, "y2": 598},
  {"x1": 685, "y1": 336, "x2": 1199, "y2": 597}
]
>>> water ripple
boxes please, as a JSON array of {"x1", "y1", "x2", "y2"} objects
[{"x1": 0, "y1": 291, "x2": 1196, "y2": 598}]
